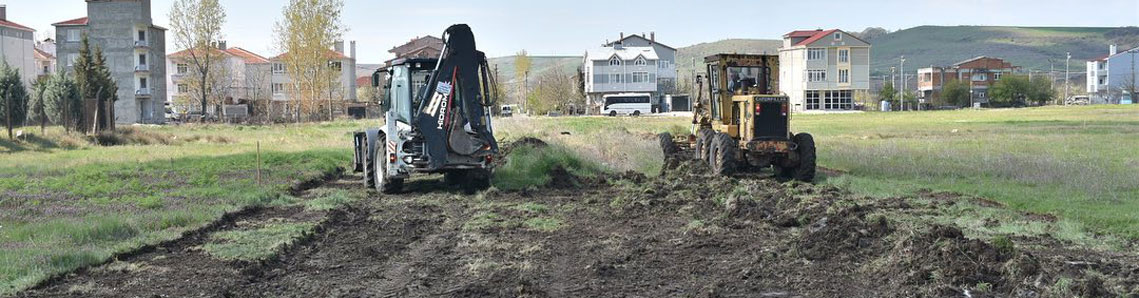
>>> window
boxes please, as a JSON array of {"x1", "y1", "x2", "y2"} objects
[
  {"x1": 137, "y1": 30, "x2": 146, "y2": 41},
  {"x1": 972, "y1": 73, "x2": 987, "y2": 81},
  {"x1": 139, "y1": 77, "x2": 148, "y2": 89},
  {"x1": 834, "y1": 33, "x2": 842, "y2": 40},
  {"x1": 42, "y1": 62, "x2": 50, "y2": 74},
  {"x1": 611, "y1": 73, "x2": 623, "y2": 83},
  {"x1": 177, "y1": 84, "x2": 187, "y2": 94},
  {"x1": 807, "y1": 48, "x2": 825, "y2": 61},
  {"x1": 329, "y1": 61, "x2": 342, "y2": 71},
  {"x1": 67, "y1": 54, "x2": 78, "y2": 66},
  {"x1": 822, "y1": 90, "x2": 853, "y2": 110},
  {"x1": 838, "y1": 69, "x2": 849, "y2": 83},
  {"x1": 808, "y1": 70, "x2": 827, "y2": 82},
  {"x1": 805, "y1": 90, "x2": 820, "y2": 110},
  {"x1": 272, "y1": 63, "x2": 285, "y2": 74},
  {"x1": 838, "y1": 49, "x2": 849, "y2": 63},
  {"x1": 67, "y1": 29, "x2": 81, "y2": 42},
  {"x1": 632, "y1": 71, "x2": 649, "y2": 83},
  {"x1": 994, "y1": 72, "x2": 1002, "y2": 80},
  {"x1": 922, "y1": 73, "x2": 932, "y2": 82},
  {"x1": 1098, "y1": 76, "x2": 1106, "y2": 85},
  {"x1": 272, "y1": 83, "x2": 284, "y2": 94},
  {"x1": 634, "y1": 57, "x2": 646, "y2": 66},
  {"x1": 1098, "y1": 62, "x2": 1106, "y2": 70},
  {"x1": 138, "y1": 54, "x2": 146, "y2": 66},
  {"x1": 658, "y1": 60, "x2": 670, "y2": 69},
  {"x1": 176, "y1": 64, "x2": 188, "y2": 74},
  {"x1": 609, "y1": 57, "x2": 621, "y2": 66}
]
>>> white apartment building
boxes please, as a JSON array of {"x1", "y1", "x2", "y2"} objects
[
  {"x1": 778, "y1": 29, "x2": 871, "y2": 112},
  {"x1": 0, "y1": 5, "x2": 37, "y2": 87},
  {"x1": 583, "y1": 33, "x2": 677, "y2": 112},
  {"x1": 166, "y1": 43, "x2": 272, "y2": 113},
  {"x1": 1087, "y1": 45, "x2": 1139, "y2": 104}
]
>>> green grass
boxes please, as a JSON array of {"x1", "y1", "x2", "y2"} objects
[
  {"x1": 0, "y1": 121, "x2": 359, "y2": 295},
  {"x1": 304, "y1": 189, "x2": 360, "y2": 211},
  {"x1": 522, "y1": 217, "x2": 564, "y2": 232},
  {"x1": 201, "y1": 222, "x2": 316, "y2": 261},
  {"x1": 493, "y1": 144, "x2": 605, "y2": 190}
]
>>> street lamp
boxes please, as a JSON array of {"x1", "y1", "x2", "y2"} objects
[{"x1": 900, "y1": 55, "x2": 906, "y2": 111}]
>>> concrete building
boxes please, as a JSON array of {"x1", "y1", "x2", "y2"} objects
[
  {"x1": 778, "y1": 29, "x2": 871, "y2": 111},
  {"x1": 1087, "y1": 45, "x2": 1139, "y2": 104},
  {"x1": 53, "y1": 0, "x2": 168, "y2": 124},
  {"x1": 34, "y1": 39, "x2": 56, "y2": 80},
  {"x1": 0, "y1": 5, "x2": 37, "y2": 87},
  {"x1": 386, "y1": 36, "x2": 442, "y2": 66},
  {"x1": 166, "y1": 44, "x2": 272, "y2": 114},
  {"x1": 917, "y1": 56, "x2": 1019, "y2": 106},
  {"x1": 268, "y1": 41, "x2": 358, "y2": 105},
  {"x1": 583, "y1": 32, "x2": 677, "y2": 111}
]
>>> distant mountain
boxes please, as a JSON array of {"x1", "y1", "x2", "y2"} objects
[
  {"x1": 868, "y1": 26, "x2": 1139, "y2": 75},
  {"x1": 486, "y1": 56, "x2": 582, "y2": 85}
]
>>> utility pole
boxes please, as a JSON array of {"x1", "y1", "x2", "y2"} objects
[
  {"x1": 1065, "y1": 52, "x2": 1071, "y2": 105},
  {"x1": 900, "y1": 55, "x2": 906, "y2": 111}
]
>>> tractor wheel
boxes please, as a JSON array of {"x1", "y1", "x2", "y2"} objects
[
  {"x1": 374, "y1": 140, "x2": 403, "y2": 194},
  {"x1": 658, "y1": 132, "x2": 679, "y2": 156},
  {"x1": 712, "y1": 133, "x2": 738, "y2": 176},
  {"x1": 363, "y1": 137, "x2": 376, "y2": 189},
  {"x1": 790, "y1": 133, "x2": 817, "y2": 182},
  {"x1": 695, "y1": 128, "x2": 713, "y2": 160}
]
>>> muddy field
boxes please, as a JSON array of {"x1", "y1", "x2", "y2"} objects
[{"x1": 18, "y1": 140, "x2": 1139, "y2": 297}]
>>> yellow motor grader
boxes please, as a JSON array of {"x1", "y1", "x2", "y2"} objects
[{"x1": 659, "y1": 54, "x2": 816, "y2": 181}]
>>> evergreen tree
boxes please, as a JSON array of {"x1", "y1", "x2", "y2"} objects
[
  {"x1": 43, "y1": 70, "x2": 83, "y2": 133},
  {"x1": 28, "y1": 78, "x2": 49, "y2": 134},
  {"x1": 0, "y1": 61, "x2": 29, "y2": 139}
]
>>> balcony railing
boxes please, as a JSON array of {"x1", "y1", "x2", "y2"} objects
[
  {"x1": 135, "y1": 65, "x2": 149, "y2": 72},
  {"x1": 135, "y1": 88, "x2": 152, "y2": 97},
  {"x1": 135, "y1": 40, "x2": 149, "y2": 48}
]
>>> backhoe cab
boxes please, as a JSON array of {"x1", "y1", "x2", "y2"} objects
[{"x1": 664, "y1": 54, "x2": 816, "y2": 182}]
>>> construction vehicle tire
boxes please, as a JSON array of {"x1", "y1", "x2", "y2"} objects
[
  {"x1": 695, "y1": 128, "x2": 713, "y2": 160},
  {"x1": 712, "y1": 133, "x2": 737, "y2": 176},
  {"x1": 791, "y1": 133, "x2": 817, "y2": 182},
  {"x1": 363, "y1": 137, "x2": 376, "y2": 189},
  {"x1": 375, "y1": 140, "x2": 403, "y2": 194}
]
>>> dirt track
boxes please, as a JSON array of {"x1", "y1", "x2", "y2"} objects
[{"x1": 18, "y1": 142, "x2": 1139, "y2": 297}]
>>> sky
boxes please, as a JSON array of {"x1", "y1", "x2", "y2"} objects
[{"x1": 5, "y1": 0, "x2": 1139, "y2": 64}]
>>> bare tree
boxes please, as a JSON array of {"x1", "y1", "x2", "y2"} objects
[
  {"x1": 169, "y1": 0, "x2": 226, "y2": 122},
  {"x1": 275, "y1": 0, "x2": 346, "y2": 122}
]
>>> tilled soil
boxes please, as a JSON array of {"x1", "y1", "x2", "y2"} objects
[{"x1": 19, "y1": 142, "x2": 1139, "y2": 298}]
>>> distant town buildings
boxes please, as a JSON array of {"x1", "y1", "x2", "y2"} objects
[
  {"x1": 0, "y1": 4, "x2": 38, "y2": 87},
  {"x1": 53, "y1": 0, "x2": 168, "y2": 124},
  {"x1": 386, "y1": 36, "x2": 443, "y2": 66},
  {"x1": 778, "y1": 29, "x2": 871, "y2": 111},
  {"x1": 34, "y1": 39, "x2": 56, "y2": 80},
  {"x1": 1087, "y1": 45, "x2": 1139, "y2": 103},
  {"x1": 583, "y1": 32, "x2": 678, "y2": 111},
  {"x1": 917, "y1": 56, "x2": 1019, "y2": 105},
  {"x1": 166, "y1": 43, "x2": 273, "y2": 114},
  {"x1": 269, "y1": 41, "x2": 358, "y2": 105}
]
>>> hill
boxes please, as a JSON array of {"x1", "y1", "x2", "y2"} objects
[
  {"x1": 675, "y1": 39, "x2": 783, "y2": 78},
  {"x1": 487, "y1": 56, "x2": 582, "y2": 86},
  {"x1": 867, "y1": 26, "x2": 1139, "y2": 74}
]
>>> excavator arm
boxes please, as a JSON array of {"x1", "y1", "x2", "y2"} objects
[{"x1": 415, "y1": 24, "x2": 499, "y2": 170}]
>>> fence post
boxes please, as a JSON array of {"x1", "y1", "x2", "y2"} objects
[{"x1": 257, "y1": 141, "x2": 262, "y2": 186}]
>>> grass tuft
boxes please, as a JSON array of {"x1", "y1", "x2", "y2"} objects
[
  {"x1": 493, "y1": 144, "x2": 604, "y2": 190},
  {"x1": 200, "y1": 222, "x2": 315, "y2": 261}
]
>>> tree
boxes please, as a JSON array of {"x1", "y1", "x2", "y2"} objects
[
  {"x1": 42, "y1": 70, "x2": 83, "y2": 133},
  {"x1": 169, "y1": 0, "x2": 226, "y2": 122},
  {"x1": 28, "y1": 77, "x2": 49, "y2": 134},
  {"x1": 991, "y1": 74, "x2": 1055, "y2": 107},
  {"x1": 275, "y1": 0, "x2": 346, "y2": 122},
  {"x1": 527, "y1": 67, "x2": 579, "y2": 115},
  {"x1": 514, "y1": 50, "x2": 531, "y2": 108},
  {"x1": 73, "y1": 35, "x2": 117, "y2": 132},
  {"x1": 879, "y1": 81, "x2": 897, "y2": 102},
  {"x1": 1027, "y1": 76, "x2": 1056, "y2": 106},
  {"x1": 940, "y1": 79, "x2": 971, "y2": 107},
  {"x1": 0, "y1": 62, "x2": 29, "y2": 139}
]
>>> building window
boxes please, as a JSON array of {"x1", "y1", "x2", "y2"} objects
[
  {"x1": 838, "y1": 69, "x2": 849, "y2": 83},
  {"x1": 822, "y1": 90, "x2": 853, "y2": 110},
  {"x1": 138, "y1": 54, "x2": 147, "y2": 66},
  {"x1": 137, "y1": 30, "x2": 146, "y2": 41},
  {"x1": 177, "y1": 64, "x2": 188, "y2": 74},
  {"x1": 632, "y1": 71, "x2": 649, "y2": 83},
  {"x1": 139, "y1": 77, "x2": 148, "y2": 90},
  {"x1": 972, "y1": 73, "x2": 987, "y2": 81},
  {"x1": 805, "y1": 90, "x2": 820, "y2": 110},
  {"x1": 329, "y1": 61, "x2": 342, "y2": 71},
  {"x1": 177, "y1": 84, "x2": 187, "y2": 94},
  {"x1": 834, "y1": 33, "x2": 842, "y2": 40},
  {"x1": 838, "y1": 49, "x2": 849, "y2": 63},
  {"x1": 67, "y1": 29, "x2": 81, "y2": 42},
  {"x1": 609, "y1": 57, "x2": 621, "y2": 66},
  {"x1": 922, "y1": 73, "x2": 932, "y2": 82},
  {"x1": 272, "y1": 63, "x2": 285, "y2": 74},
  {"x1": 611, "y1": 73, "x2": 623, "y2": 83},
  {"x1": 807, "y1": 70, "x2": 827, "y2": 82},
  {"x1": 994, "y1": 72, "x2": 1002, "y2": 80},
  {"x1": 634, "y1": 57, "x2": 646, "y2": 66},
  {"x1": 807, "y1": 48, "x2": 825, "y2": 61},
  {"x1": 1098, "y1": 62, "x2": 1106, "y2": 70},
  {"x1": 658, "y1": 60, "x2": 670, "y2": 69},
  {"x1": 1098, "y1": 76, "x2": 1105, "y2": 85},
  {"x1": 272, "y1": 83, "x2": 284, "y2": 94}
]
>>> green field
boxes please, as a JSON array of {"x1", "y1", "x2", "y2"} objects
[{"x1": 1, "y1": 105, "x2": 1137, "y2": 295}]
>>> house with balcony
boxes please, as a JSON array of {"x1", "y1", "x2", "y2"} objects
[
  {"x1": 166, "y1": 43, "x2": 273, "y2": 115},
  {"x1": 53, "y1": 0, "x2": 167, "y2": 124},
  {"x1": 0, "y1": 5, "x2": 38, "y2": 87},
  {"x1": 1087, "y1": 45, "x2": 1139, "y2": 104},
  {"x1": 583, "y1": 32, "x2": 677, "y2": 112},
  {"x1": 778, "y1": 29, "x2": 871, "y2": 111},
  {"x1": 267, "y1": 41, "x2": 358, "y2": 117},
  {"x1": 917, "y1": 56, "x2": 1019, "y2": 106}
]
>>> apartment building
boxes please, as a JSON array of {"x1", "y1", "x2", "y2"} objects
[
  {"x1": 583, "y1": 32, "x2": 677, "y2": 111},
  {"x1": 1087, "y1": 45, "x2": 1139, "y2": 103},
  {"x1": 34, "y1": 39, "x2": 56, "y2": 80},
  {"x1": 917, "y1": 56, "x2": 1019, "y2": 105},
  {"x1": 778, "y1": 29, "x2": 871, "y2": 111},
  {"x1": 0, "y1": 5, "x2": 37, "y2": 87},
  {"x1": 386, "y1": 36, "x2": 443, "y2": 66},
  {"x1": 53, "y1": 0, "x2": 167, "y2": 124},
  {"x1": 166, "y1": 43, "x2": 272, "y2": 113},
  {"x1": 268, "y1": 41, "x2": 358, "y2": 102}
]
